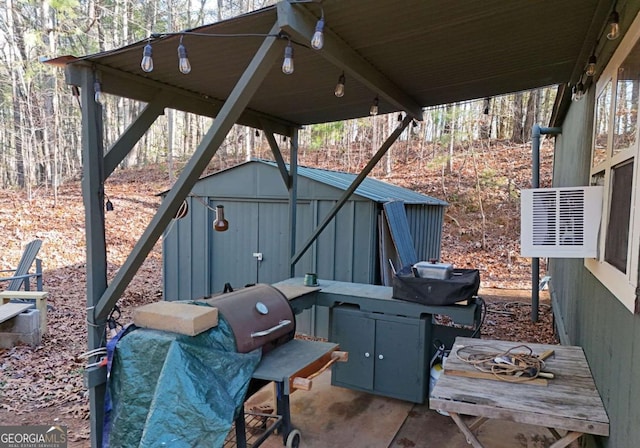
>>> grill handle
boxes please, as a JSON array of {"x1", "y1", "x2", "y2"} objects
[{"x1": 251, "y1": 320, "x2": 291, "y2": 338}]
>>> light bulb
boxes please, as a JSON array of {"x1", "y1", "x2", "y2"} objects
[
  {"x1": 141, "y1": 43, "x2": 153, "y2": 72},
  {"x1": 574, "y1": 82, "x2": 585, "y2": 101},
  {"x1": 586, "y1": 54, "x2": 597, "y2": 77},
  {"x1": 607, "y1": 11, "x2": 620, "y2": 40},
  {"x1": 214, "y1": 205, "x2": 229, "y2": 232},
  {"x1": 311, "y1": 17, "x2": 325, "y2": 50},
  {"x1": 177, "y1": 43, "x2": 191, "y2": 74},
  {"x1": 282, "y1": 43, "x2": 294, "y2": 75},
  {"x1": 334, "y1": 73, "x2": 345, "y2": 97},
  {"x1": 94, "y1": 81, "x2": 103, "y2": 104},
  {"x1": 370, "y1": 97, "x2": 379, "y2": 116}
]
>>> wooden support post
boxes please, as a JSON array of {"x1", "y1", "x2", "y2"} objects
[
  {"x1": 78, "y1": 66, "x2": 109, "y2": 448},
  {"x1": 289, "y1": 128, "x2": 298, "y2": 278}
]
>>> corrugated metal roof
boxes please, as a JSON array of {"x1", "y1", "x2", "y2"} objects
[{"x1": 257, "y1": 160, "x2": 447, "y2": 205}]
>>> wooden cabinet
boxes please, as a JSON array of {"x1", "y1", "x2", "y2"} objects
[{"x1": 330, "y1": 306, "x2": 429, "y2": 403}]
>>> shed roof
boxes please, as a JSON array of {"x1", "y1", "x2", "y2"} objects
[
  {"x1": 198, "y1": 159, "x2": 448, "y2": 205},
  {"x1": 54, "y1": 0, "x2": 618, "y2": 134},
  {"x1": 261, "y1": 160, "x2": 447, "y2": 205}
]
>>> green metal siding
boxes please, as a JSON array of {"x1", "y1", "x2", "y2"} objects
[
  {"x1": 406, "y1": 204, "x2": 445, "y2": 262},
  {"x1": 162, "y1": 196, "x2": 211, "y2": 301},
  {"x1": 551, "y1": 88, "x2": 640, "y2": 448}
]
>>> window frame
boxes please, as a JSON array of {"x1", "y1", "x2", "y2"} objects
[{"x1": 585, "y1": 13, "x2": 640, "y2": 313}]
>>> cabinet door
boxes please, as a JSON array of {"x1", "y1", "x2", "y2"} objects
[
  {"x1": 331, "y1": 308, "x2": 375, "y2": 390},
  {"x1": 373, "y1": 317, "x2": 424, "y2": 402}
]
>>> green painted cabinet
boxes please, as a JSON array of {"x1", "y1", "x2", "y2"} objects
[{"x1": 330, "y1": 306, "x2": 429, "y2": 403}]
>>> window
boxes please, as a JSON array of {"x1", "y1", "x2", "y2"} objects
[
  {"x1": 603, "y1": 160, "x2": 633, "y2": 272},
  {"x1": 586, "y1": 20, "x2": 640, "y2": 313}
]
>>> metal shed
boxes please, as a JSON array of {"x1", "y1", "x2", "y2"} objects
[{"x1": 163, "y1": 159, "x2": 447, "y2": 305}]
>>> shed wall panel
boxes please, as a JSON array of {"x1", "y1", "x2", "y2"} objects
[
  {"x1": 551, "y1": 90, "x2": 640, "y2": 448},
  {"x1": 407, "y1": 205, "x2": 444, "y2": 262},
  {"x1": 190, "y1": 195, "x2": 209, "y2": 299},
  {"x1": 162, "y1": 216, "x2": 180, "y2": 301},
  {"x1": 162, "y1": 196, "x2": 211, "y2": 301},
  {"x1": 353, "y1": 201, "x2": 378, "y2": 283}
]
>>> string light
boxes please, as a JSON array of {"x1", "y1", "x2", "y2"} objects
[
  {"x1": 311, "y1": 13, "x2": 325, "y2": 50},
  {"x1": 213, "y1": 205, "x2": 229, "y2": 232},
  {"x1": 572, "y1": 80, "x2": 585, "y2": 102},
  {"x1": 94, "y1": 81, "x2": 103, "y2": 104},
  {"x1": 586, "y1": 53, "x2": 597, "y2": 77},
  {"x1": 282, "y1": 41, "x2": 294, "y2": 75},
  {"x1": 334, "y1": 72, "x2": 345, "y2": 97},
  {"x1": 370, "y1": 96, "x2": 379, "y2": 116},
  {"x1": 104, "y1": 194, "x2": 114, "y2": 211},
  {"x1": 177, "y1": 36, "x2": 191, "y2": 74},
  {"x1": 483, "y1": 97, "x2": 491, "y2": 115},
  {"x1": 93, "y1": 72, "x2": 103, "y2": 105},
  {"x1": 607, "y1": 8, "x2": 620, "y2": 40},
  {"x1": 141, "y1": 42, "x2": 153, "y2": 72}
]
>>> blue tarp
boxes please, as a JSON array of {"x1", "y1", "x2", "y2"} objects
[{"x1": 104, "y1": 316, "x2": 261, "y2": 447}]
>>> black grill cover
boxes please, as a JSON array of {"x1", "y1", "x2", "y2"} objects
[{"x1": 392, "y1": 266, "x2": 480, "y2": 306}]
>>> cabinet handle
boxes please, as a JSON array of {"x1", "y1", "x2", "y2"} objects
[
  {"x1": 378, "y1": 354, "x2": 384, "y2": 360},
  {"x1": 364, "y1": 352, "x2": 370, "y2": 358}
]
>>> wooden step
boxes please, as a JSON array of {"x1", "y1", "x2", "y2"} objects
[{"x1": 0, "y1": 303, "x2": 33, "y2": 324}]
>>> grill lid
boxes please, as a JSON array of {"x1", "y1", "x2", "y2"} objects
[{"x1": 202, "y1": 284, "x2": 295, "y2": 353}]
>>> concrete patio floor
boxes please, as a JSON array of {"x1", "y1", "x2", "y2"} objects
[
  {"x1": 390, "y1": 403, "x2": 567, "y2": 448},
  {"x1": 245, "y1": 369, "x2": 572, "y2": 448}
]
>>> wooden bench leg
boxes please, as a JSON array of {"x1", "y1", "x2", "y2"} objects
[
  {"x1": 468, "y1": 416, "x2": 488, "y2": 432},
  {"x1": 449, "y1": 412, "x2": 485, "y2": 448},
  {"x1": 548, "y1": 431, "x2": 582, "y2": 448}
]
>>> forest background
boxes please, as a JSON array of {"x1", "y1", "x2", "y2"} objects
[{"x1": 2, "y1": 0, "x2": 554, "y2": 195}]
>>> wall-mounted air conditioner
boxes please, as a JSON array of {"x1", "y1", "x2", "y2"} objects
[{"x1": 521, "y1": 186, "x2": 603, "y2": 258}]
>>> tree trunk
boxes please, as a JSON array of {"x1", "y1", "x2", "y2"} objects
[
  {"x1": 511, "y1": 92, "x2": 524, "y2": 143},
  {"x1": 523, "y1": 89, "x2": 540, "y2": 142}
]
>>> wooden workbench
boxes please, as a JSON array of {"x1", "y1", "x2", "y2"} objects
[{"x1": 430, "y1": 337, "x2": 609, "y2": 448}]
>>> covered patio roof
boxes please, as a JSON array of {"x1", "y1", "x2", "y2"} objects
[{"x1": 59, "y1": 0, "x2": 617, "y2": 135}]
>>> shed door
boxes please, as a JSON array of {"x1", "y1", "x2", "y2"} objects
[
  {"x1": 209, "y1": 201, "x2": 312, "y2": 292},
  {"x1": 209, "y1": 201, "x2": 259, "y2": 292}
]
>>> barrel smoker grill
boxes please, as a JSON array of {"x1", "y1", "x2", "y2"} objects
[
  {"x1": 204, "y1": 284, "x2": 341, "y2": 448},
  {"x1": 206, "y1": 283, "x2": 297, "y2": 355}
]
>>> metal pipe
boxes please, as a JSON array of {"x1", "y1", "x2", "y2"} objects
[
  {"x1": 530, "y1": 124, "x2": 561, "y2": 322},
  {"x1": 289, "y1": 129, "x2": 298, "y2": 277}
]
